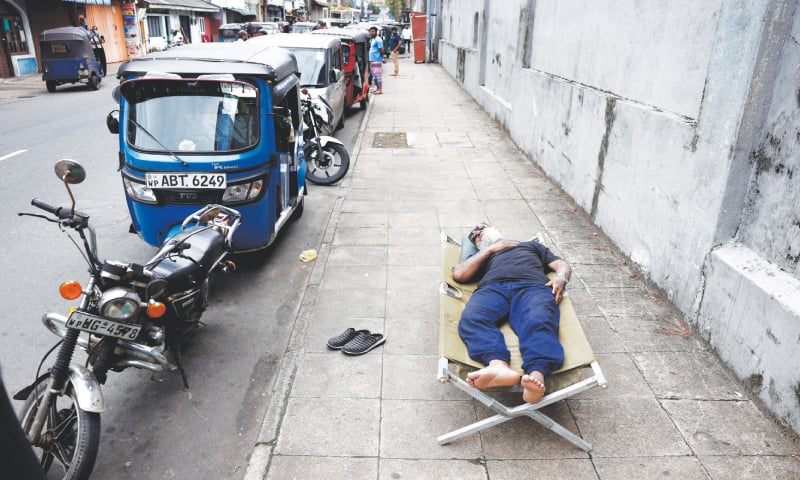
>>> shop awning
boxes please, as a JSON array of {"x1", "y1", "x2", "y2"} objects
[
  {"x1": 144, "y1": 0, "x2": 220, "y2": 13},
  {"x1": 312, "y1": 0, "x2": 328, "y2": 6},
  {"x1": 62, "y1": 0, "x2": 112, "y2": 5},
  {"x1": 225, "y1": 7, "x2": 253, "y2": 16}
]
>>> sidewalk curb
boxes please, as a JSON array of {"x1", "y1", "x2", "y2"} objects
[{"x1": 243, "y1": 96, "x2": 375, "y2": 480}]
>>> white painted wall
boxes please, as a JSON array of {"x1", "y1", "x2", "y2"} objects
[{"x1": 438, "y1": 0, "x2": 800, "y2": 434}]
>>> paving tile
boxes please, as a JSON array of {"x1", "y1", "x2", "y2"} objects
[
  {"x1": 569, "y1": 397, "x2": 691, "y2": 457},
  {"x1": 267, "y1": 456, "x2": 378, "y2": 480},
  {"x1": 380, "y1": 459, "x2": 487, "y2": 480},
  {"x1": 563, "y1": 287, "x2": 606, "y2": 318},
  {"x1": 338, "y1": 211, "x2": 390, "y2": 229},
  {"x1": 383, "y1": 315, "x2": 438, "y2": 355},
  {"x1": 558, "y1": 241, "x2": 622, "y2": 265},
  {"x1": 486, "y1": 459, "x2": 598, "y2": 479},
  {"x1": 477, "y1": 401, "x2": 590, "y2": 459},
  {"x1": 385, "y1": 289, "x2": 438, "y2": 319},
  {"x1": 389, "y1": 211, "x2": 441, "y2": 229},
  {"x1": 388, "y1": 226, "x2": 442, "y2": 246},
  {"x1": 380, "y1": 399, "x2": 483, "y2": 458},
  {"x1": 276, "y1": 398, "x2": 380, "y2": 456},
  {"x1": 605, "y1": 315, "x2": 707, "y2": 353},
  {"x1": 340, "y1": 199, "x2": 392, "y2": 213},
  {"x1": 291, "y1": 352, "x2": 382, "y2": 398},
  {"x1": 663, "y1": 399, "x2": 799, "y2": 456},
  {"x1": 578, "y1": 316, "x2": 626, "y2": 354},
  {"x1": 387, "y1": 265, "x2": 440, "y2": 291},
  {"x1": 698, "y1": 454, "x2": 800, "y2": 480},
  {"x1": 333, "y1": 226, "x2": 389, "y2": 246},
  {"x1": 382, "y1": 354, "x2": 471, "y2": 401},
  {"x1": 633, "y1": 351, "x2": 744, "y2": 400},
  {"x1": 593, "y1": 456, "x2": 709, "y2": 480},
  {"x1": 321, "y1": 265, "x2": 387, "y2": 290},
  {"x1": 573, "y1": 352, "x2": 651, "y2": 399},
  {"x1": 327, "y1": 245, "x2": 387, "y2": 265},
  {"x1": 571, "y1": 263, "x2": 642, "y2": 289},
  {"x1": 388, "y1": 245, "x2": 440, "y2": 266},
  {"x1": 587, "y1": 287, "x2": 652, "y2": 317},
  {"x1": 315, "y1": 288, "x2": 386, "y2": 318}
]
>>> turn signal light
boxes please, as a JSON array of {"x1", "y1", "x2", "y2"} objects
[
  {"x1": 59, "y1": 281, "x2": 83, "y2": 300},
  {"x1": 147, "y1": 301, "x2": 167, "y2": 318}
]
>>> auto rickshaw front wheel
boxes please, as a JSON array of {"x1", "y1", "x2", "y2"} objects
[
  {"x1": 88, "y1": 75, "x2": 100, "y2": 91},
  {"x1": 46, "y1": 80, "x2": 56, "y2": 93}
]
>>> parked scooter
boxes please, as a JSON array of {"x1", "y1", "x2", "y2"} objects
[
  {"x1": 301, "y1": 88, "x2": 351, "y2": 185},
  {"x1": 14, "y1": 160, "x2": 241, "y2": 480}
]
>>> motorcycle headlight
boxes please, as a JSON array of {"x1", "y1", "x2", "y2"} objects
[
  {"x1": 222, "y1": 179, "x2": 263, "y2": 204},
  {"x1": 123, "y1": 177, "x2": 157, "y2": 204},
  {"x1": 98, "y1": 287, "x2": 141, "y2": 322}
]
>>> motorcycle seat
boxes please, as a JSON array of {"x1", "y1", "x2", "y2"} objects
[{"x1": 150, "y1": 226, "x2": 226, "y2": 291}]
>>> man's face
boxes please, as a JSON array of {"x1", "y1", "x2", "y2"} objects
[
  {"x1": 369, "y1": 28, "x2": 377, "y2": 38},
  {"x1": 469, "y1": 223, "x2": 504, "y2": 250}
]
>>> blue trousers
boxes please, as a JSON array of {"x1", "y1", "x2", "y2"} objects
[{"x1": 458, "y1": 281, "x2": 564, "y2": 375}]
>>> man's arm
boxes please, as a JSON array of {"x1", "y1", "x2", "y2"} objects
[
  {"x1": 452, "y1": 240, "x2": 517, "y2": 283},
  {"x1": 545, "y1": 259, "x2": 571, "y2": 303}
]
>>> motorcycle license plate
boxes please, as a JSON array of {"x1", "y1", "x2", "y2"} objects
[
  {"x1": 66, "y1": 311, "x2": 141, "y2": 340},
  {"x1": 144, "y1": 173, "x2": 227, "y2": 189}
]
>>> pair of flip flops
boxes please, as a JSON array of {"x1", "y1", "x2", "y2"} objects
[{"x1": 327, "y1": 328, "x2": 386, "y2": 355}]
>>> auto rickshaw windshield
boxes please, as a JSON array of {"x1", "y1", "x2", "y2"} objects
[{"x1": 122, "y1": 79, "x2": 260, "y2": 154}]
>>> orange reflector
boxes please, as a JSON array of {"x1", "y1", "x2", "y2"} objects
[
  {"x1": 59, "y1": 281, "x2": 83, "y2": 300},
  {"x1": 147, "y1": 302, "x2": 167, "y2": 318}
]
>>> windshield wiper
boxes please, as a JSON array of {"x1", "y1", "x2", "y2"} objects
[{"x1": 127, "y1": 117, "x2": 189, "y2": 167}]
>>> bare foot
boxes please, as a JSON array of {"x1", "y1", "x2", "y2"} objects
[
  {"x1": 374, "y1": 90, "x2": 383, "y2": 94},
  {"x1": 466, "y1": 361, "x2": 520, "y2": 390},
  {"x1": 521, "y1": 371, "x2": 546, "y2": 403}
]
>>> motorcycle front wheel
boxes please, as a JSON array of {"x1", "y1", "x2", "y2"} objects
[
  {"x1": 19, "y1": 377, "x2": 100, "y2": 480},
  {"x1": 304, "y1": 142, "x2": 350, "y2": 185}
]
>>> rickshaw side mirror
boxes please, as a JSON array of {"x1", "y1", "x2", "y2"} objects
[
  {"x1": 331, "y1": 68, "x2": 342, "y2": 83},
  {"x1": 106, "y1": 110, "x2": 119, "y2": 134}
]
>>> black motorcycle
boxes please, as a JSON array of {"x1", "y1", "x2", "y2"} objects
[
  {"x1": 301, "y1": 88, "x2": 351, "y2": 185},
  {"x1": 14, "y1": 160, "x2": 241, "y2": 480}
]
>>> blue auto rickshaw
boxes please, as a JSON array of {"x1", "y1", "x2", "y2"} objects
[
  {"x1": 106, "y1": 42, "x2": 306, "y2": 252},
  {"x1": 40, "y1": 26, "x2": 107, "y2": 92}
]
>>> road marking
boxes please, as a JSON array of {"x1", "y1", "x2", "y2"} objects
[{"x1": 0, "y1": 149, "x2": 27, "y2": 162}]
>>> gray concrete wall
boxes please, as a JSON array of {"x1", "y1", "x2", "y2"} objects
[{"x1": 438, "y1": 0, "x2": 800, "y2": 435}]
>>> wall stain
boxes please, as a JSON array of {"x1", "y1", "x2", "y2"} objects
[
  {"x1": 591, "y1": 97, "x2": 616, "y2": 218},
  {"x1": 745, "y1": 373, "x2": 764, "y2": 392}
]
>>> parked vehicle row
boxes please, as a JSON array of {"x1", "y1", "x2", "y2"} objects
[{"x1": 17, "y1": 30, "x2": 371, "y2": 479}]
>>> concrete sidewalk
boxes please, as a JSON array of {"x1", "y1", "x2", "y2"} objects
[{"x1": 246, "y1": 59, "x2": 799, "y2": 479}]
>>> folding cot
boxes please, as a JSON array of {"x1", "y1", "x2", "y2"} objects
[{"x1": 437, "y1": 233, "x2": 608, "y2": 452}]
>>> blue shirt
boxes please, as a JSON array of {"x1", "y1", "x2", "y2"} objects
[
  {"x1": 389, "y1": 33, "x2": 402, "y2": 50},
  {"x1": 369, "y1": 36, "x2": 384, "y2": 62},
  {"x1": 476, "y1": 240, "x2": 560, "y2": 289}
]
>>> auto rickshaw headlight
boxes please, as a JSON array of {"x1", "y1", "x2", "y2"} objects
[
  {"x1": 123, "y1": 177, "x2": 157, "y2": 203},
  {"x1": 222, "y1": 179, "x2": 263, "y2": 204}
]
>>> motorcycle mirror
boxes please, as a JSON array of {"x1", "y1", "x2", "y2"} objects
[
  {"x1": 106, "y1": 110, "x2": 119, "y2": 134},
  {"x1": 111, "y1": 85, "x2": 120, "y2": 104},
  {"x1": 54, "y1": 159, "x2": 86, "y2": 185},
  {"x1": 54, "y1": 159, "x2": 85, "y2": 216}
]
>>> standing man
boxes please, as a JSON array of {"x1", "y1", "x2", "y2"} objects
[
  {"x1": 389, "y1": 27, "x2": 402, "y2": 76},
  {"x1": 368, "y1": 26, "x2": 384, "y2": 94},
  {"x1": 401, "y1": 25, "x2": 412, "y2": 57}
]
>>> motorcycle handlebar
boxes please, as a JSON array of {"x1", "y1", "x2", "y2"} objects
[{"x1": 31, "y1": 198, "x2": 71, "y2": 219}]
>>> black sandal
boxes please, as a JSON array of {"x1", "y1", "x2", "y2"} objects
[
  {"x1": 341, "y1": 332, "x2": 386, "y2": 355},
  {"x1": 327, "y1": 328, "x2": 370, "y2": 350}
]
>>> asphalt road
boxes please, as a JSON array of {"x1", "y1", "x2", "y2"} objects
[{"x1": 0, "y1": 74, "x2": 363, "y2": 479}]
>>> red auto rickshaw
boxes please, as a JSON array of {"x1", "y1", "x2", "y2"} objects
[{"x1": 312, "y1": 28, "x2": 370, "y2": 110}]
